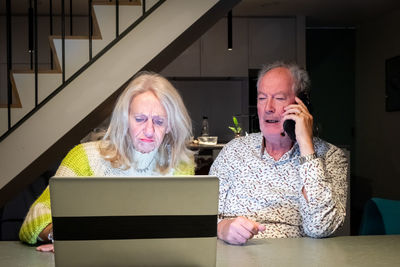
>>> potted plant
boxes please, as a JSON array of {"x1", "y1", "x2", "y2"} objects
[{"x1": 228, "y1": 116, "x2": 242, "y2": 138}]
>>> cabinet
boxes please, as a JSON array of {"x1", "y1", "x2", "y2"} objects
[
  {"x1": 161, "y1": 16, "x2": 302, "y2": 77},
  {"x1": 248, "y1": 18, "x2": 297, "y2": 69},
  {"x1": 201, "y1": 18, "x2": 249, "y2": 77}
]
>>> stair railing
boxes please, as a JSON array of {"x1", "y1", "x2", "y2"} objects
[{"x1": 1, "y1": 0, "x2": 164, "y2": 142}]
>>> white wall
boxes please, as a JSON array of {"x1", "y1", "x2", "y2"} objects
[
  {"x1": 0, "y1": 0, "x2": 220, "y2": 191},
  {"x1": 355, "y1": 9, "x2": 400, "y2": 198}
]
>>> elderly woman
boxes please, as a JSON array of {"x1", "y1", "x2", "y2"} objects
[{"x1": 19, "y1": 72, "x2": 195, "y2": 250}]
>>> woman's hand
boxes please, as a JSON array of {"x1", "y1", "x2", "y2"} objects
[
  {"x1": 36, "y1": 223, "x2": 54, "y2": 252},
  {"x1": 36, "y1": 243, "x2": 54, "y2": 252}
]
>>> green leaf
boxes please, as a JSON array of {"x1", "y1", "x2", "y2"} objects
[
  {"x1": 228, "y1": 126, "x2": 237, "y2": 133},
  {"x1": 233, "y1": 116, "x2": 239, "y2": 127}
]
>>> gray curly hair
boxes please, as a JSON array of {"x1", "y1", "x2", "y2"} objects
[{"x1": 257, "y1": 61, "x2": 310, "y2": 95}]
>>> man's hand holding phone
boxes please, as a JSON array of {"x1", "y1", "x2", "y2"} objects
[{"x1": 283, "y1": 96, "x2": 314, "y2": 156}]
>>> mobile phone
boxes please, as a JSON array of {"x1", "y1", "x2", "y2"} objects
[{"x1": 283, "y1": 91, "x2": 311, "y2": 142}]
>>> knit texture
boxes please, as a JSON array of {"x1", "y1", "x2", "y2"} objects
[{"x1": 19, "y1": 141, "x2": 194, "y2": 244}]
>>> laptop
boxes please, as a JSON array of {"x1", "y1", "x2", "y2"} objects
[{"x1": 49, "y1": 175, "x2": 219, "y2": 267}]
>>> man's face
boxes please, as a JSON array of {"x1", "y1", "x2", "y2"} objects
[{"x1": 257, "y1": 67, "x2": 296, "y2": 139}]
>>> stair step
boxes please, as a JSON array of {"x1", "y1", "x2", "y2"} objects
[{"x1": 4, "y1": 3, "x2": 143, "y2": 129}]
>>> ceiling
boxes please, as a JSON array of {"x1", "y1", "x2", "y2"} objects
[
  {"x1": 233, "y1": 0, "x2": 400, "y2": 27},
  {"x1": 1, "y1": 0, "x2": 400, "y2": 27}
]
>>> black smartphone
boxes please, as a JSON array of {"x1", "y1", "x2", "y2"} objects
[{"x1": 283, "y1": 91, "x2": 311, "y2": 142}]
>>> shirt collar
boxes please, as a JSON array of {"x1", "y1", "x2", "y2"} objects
[{"x1": 260, "y1": 135, "x2": 300, "y2": 161}]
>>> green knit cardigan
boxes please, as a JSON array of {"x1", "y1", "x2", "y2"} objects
[{"x1": 19, "y1": 142, "x2": 195, "y2": 244}]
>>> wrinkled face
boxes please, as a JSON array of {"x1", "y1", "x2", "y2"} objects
[
  {"x1": 257, "y1": 67, "x2": 296, "y2": 139},
  {"x1": 129, "y1": 91, "x2": 169, "y2": 153}
]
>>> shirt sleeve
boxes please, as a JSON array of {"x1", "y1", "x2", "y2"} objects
[
  {"x1": 209, "y1": 145, "x2": 233, "y2": 220},
  {"x1": 298, "y1": 145, "x2": 348, "y2": 238}
]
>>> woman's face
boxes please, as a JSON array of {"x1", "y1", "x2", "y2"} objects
[{"x1": 129, "y1": 91, "x2": 169, "y2": 153}]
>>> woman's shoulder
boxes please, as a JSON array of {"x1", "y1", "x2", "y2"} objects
[
  {"x1": 57, "y1": 141, "x2": 103, "y2": 176},
  {"x1": 81, "y1": 141, "x2": 103, "y2": 155},
  {"x1": 173, "y1": 160, "x2": 195, "y2": 175},
  {"x1": 63, "y1": 141, "x2": 101, "y2": 160}
]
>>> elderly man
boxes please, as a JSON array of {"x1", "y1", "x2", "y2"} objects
[{"x1": 210, "y1": 62, "x2": 348, "y2": 245}]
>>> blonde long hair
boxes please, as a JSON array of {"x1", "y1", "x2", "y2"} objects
[{"x1": 100, "y1": 71, "x2": 194, "y2": 174}]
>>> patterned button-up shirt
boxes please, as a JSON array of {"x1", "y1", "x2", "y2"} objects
[{"x1": 209, "y1": 133, "x2": 348, "y2": 238}]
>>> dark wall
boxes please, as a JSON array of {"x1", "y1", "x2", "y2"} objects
[
  {"x1": 354, "y1": 9, "x2": 400, "y2": 229},
  {"x1": 306, "y1": 29, "x2": 357, "y2": 233},
  {"x1": 306, "y1": 29, "x2": 355, "y2": 149}
]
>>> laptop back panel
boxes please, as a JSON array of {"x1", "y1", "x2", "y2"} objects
[{"x1": 50, "y1": 176, "x2": 218, "y2": 267}]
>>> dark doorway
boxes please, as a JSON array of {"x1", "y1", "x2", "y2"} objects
[{"x1": 306, "y1": 28, "x2": 357, "y2": 234}]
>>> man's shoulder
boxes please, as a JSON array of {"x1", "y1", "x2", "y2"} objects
[
  {"x1": 312, "y1": 137, "x2": 330, "y2": 148},
  {"x1": 224, "y1": 133, "x2": 262, "y2": 150},
  {"x1": 211, "y1": 133, "x2": 262, "y2": 174},
  {"x1": 312, "y1": 137, "x2": 346, "y2": 158}
]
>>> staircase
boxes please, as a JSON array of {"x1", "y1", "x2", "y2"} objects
[
  {"x1": 0, "y1": 0, "x2": 240, "y2": 207},
  {"x1": 7, "y1": 1, "x2": 146, "y2": 128}
]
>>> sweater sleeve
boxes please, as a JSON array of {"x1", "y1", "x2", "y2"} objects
[
  {"x1": 18, "y1": 186, "x2": 52, "y2": 244},
  {"x1": 19, "y1": 144, "x2": 93, "y2": 244}
]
